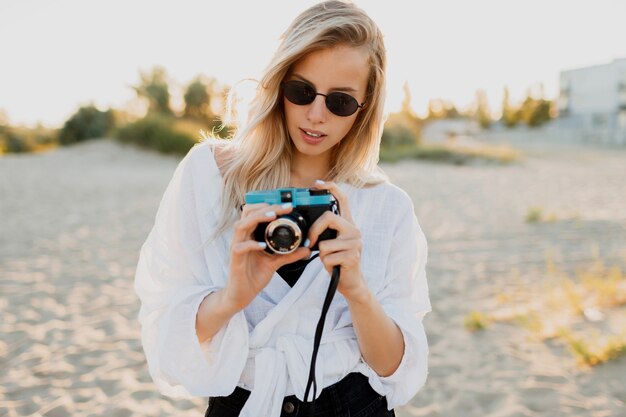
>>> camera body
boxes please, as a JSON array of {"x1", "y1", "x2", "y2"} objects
[{"x1": 245, "y1": 187, "x2": 339, "y2": 254}]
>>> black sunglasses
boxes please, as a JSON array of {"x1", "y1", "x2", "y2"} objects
[{"x1": 281, "y1": 80, "x2": 365, "y2": 117}]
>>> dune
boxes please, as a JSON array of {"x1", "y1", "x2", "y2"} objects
[{"x1": 0, "y1": 138, "x2": 624, "y2": 417}]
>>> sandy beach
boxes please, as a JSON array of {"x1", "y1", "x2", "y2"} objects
[{"x1": 1, "y1": 138, "x2": 625, "y2": 417}]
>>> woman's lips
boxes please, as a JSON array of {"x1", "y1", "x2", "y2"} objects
[{"x1": 299, "y1": 128, "x2": 327, "y2": 144}]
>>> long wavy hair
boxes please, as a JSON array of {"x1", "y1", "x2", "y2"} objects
[{"x1": 201, "y1": 0, "x2": 389, "y2": 242}]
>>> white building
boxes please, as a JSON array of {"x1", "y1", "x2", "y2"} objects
[{"x1": 557, "y1": 58, "x2": 626, "y2": 145}]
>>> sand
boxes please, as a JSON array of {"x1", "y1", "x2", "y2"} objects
[{"x1": 0, "y1": 138, "x2": 624, "y2": 417}]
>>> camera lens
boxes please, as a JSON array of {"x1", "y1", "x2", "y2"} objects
[
  {"x1": 265, "y1": 215, "x2": 305, "y2": 254},
  {"x1": 273, "y1": 226, "x2": 295, "y2": 247}
]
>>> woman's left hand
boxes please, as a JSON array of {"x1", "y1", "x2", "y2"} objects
[{"x1": 307, "y1": 180, "x2": 369, "y2": 303}]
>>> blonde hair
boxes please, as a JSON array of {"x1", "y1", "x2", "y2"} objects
[{"x1": 202, "y1": 0, "x2": 388, "y2": 242}]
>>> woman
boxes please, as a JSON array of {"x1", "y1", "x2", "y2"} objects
[{"x1": 134, "y1": 1, "x2": 431, "y2": 416}]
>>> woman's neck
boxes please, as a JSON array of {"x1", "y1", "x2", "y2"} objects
[
  {"x1": 290, "y1": 169, "x2": 329, "y2": 188},
  {"x1": 290, "y1": 153, "x2": 331, "y2": 188}
]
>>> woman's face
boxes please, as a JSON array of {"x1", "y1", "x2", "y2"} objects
[{"x1": 283, "y1": 45, "x2": 370, "y2": 165}]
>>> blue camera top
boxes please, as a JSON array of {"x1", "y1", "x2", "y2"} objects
[{"x1": 245, "y1": 187, "x2": 333, "y2": 207}]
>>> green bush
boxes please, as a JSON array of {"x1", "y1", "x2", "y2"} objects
[
  {"x1": 0, "y1": 124, "x2": 58, "y2": 154},
  {"x1": 0, "y1": 130, "x2": 34, "y2": 153},
  {"x1": 113, "y1": 113, "x2": 198, "y2": 155},
  {"x1": 379, "y1": 142, "x2": 519, "y2": 165},
  {"x1": 381, "y1": 112, "x2": 421, "y2": 148},
  {"x1": 380, "y1": 143, "x2": 467, "y2": 164},
  {"x1": 59, "y1": 105, "x2": 115, "y2": 145}
]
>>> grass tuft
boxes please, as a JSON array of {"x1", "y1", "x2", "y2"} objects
[
  {"x1": 525, "y1": 206, "x2": 562, "y2": 223},
  {"x1": 559, "y1": 329, "x2": 626, "y2": 366},
  {"x1": 467, "y1": 248, "x2": 626, "y2": 366},
  {"x1": 463, "y1": 311, "x2": 491, "y2": 332},
  {"x1": 525, "y1": 206, "x2": 543, "y2": 223}
]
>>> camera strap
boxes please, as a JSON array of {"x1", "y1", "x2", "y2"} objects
[{"x1": 303, "y1": 264, "x2": 340, "y2": 416}]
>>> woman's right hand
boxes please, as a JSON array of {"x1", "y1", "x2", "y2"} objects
[{"x1": 222, "y1": 202, "x2": 312, "y2": 312}]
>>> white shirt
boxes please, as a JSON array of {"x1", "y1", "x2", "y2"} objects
[{"x1": 134, "y1": 141, "x2": 431, "y2": 417}]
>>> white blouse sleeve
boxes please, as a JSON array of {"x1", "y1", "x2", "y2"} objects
[
  {"x1": 361, "y1": 188, "x2": 431, "y2": 408},
  {"x1": 134, "y1": 143, "x2": 249, "y2": 398}
]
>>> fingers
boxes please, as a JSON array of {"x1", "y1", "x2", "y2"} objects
[
  {"x1": 242, "y1": 202, "x2": 294, "y2": 220},
  {"x1": 319, "y1": 248, "x2": 362, "y2": 274},
  {"x1": 233, "y1": 202, "x2": 295, "y2": 243},
  {"x1": 240, "y1": 202, "x2": 268, "y2": 217},
  {"x1": 270, "y1": 246, "x2": 312, "y2": 268},
  {"x1": 232, "y1": 240, "x2": 271, "y2": 256},
  {"x1": 310, "y1": 180, "x2": 353, "y2": 222},
  {"x1": 307, "y1": 211, "x2": 358, "y2": 249},
  {"x1": 318, "y1": 237, "x2": 361, "y2": 257},
  {"x1": 318, "y1": 238, "x2": 361, "y2": 273},
  {"x1": 231, "y1": 241, "x2": 310, "y2": 265}
]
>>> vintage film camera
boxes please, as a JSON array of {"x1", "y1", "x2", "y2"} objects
[{"x1": 244, "y1": 187, "x2": 339, "y2": 254}]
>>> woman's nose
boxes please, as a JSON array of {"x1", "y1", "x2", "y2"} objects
[{"x1": 306, "y1": 95, "x2": 327, "y2": 124}]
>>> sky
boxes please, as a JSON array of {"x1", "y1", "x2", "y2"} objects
[{"x1": 1, "y1": 0, "x2": 626, "y2": 128}]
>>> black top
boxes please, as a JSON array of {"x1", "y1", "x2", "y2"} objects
[{"x1": 277, "y1": 254, "x2": 319, "y2": 287}]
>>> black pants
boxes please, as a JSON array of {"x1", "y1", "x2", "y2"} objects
[{"x1": 204, "y1": 372, "x2": 395, "y2": 417}]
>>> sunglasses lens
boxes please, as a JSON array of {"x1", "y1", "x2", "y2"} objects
[
  {"x1": 282, "y1": 80, "x2": 361, "y2": 117},
  {"x1": 327, "y1": 93, "x2": 358, "y2": 117},
  {"x1": 283, "y1": 81, "x2": 315, "y2": 105}
]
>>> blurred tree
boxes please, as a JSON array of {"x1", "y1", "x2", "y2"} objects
[
  {"x1": 399, "y1": 80, "x2": 421, "y2": 124},
  {"x1": 381, "y1": 111, "x2": 421, "y2": 147},
  {"x1": 59, "y1": 105, "x2": 115, "y2": 144},
  {"x1": 401, "y1": 81, "x2": 416, "y2": 117},
  {"x1": 0, "y1": 108, "x2": 8, "y2": 126},
  {"x1": 519, "y1": 86, "x2": 553, "y2": 127},
  {"x1": 444, "y1": 103, "x2": 463, "y2": 119},
  {"x1": 519, "y1": 97, "x2": 552, "y2": 127},
  {"x1": 133, "y1": 66, "x2": 173, "y2": 115},
  {"x1": 501, "y1": 86, "x2": 520, "y2": 128},
  {"x1": 381, "y1": 81, "x2": 422, "y2": 146},
  {"x1": 183, "y1": 77, "x2": 216, "y2": 120},
  {"x1": 426, "y1": 98, "x2": 463, "y2": 120},
  {"x1": 427, "y1": 98, "x2": 446, "y2": 120},
  {"x1": 474, "y1": 89, "x2": 491, "y2": 129}
]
